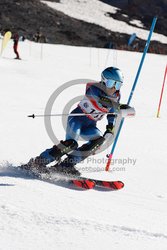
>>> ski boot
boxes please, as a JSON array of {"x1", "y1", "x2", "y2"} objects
[
  {"x1": 20, "y1": 139, "x2": 78, "y2": 174},
  {"x1": 49, "y1": 136, "x2": 105, "y2": 177},
  {"x1": 39, "y1": 139, "x2": 78, "y2": 164}
]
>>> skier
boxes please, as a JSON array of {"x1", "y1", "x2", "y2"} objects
[
  {"x1": 27, "y1": 67, "x2": 135, "y2": 176},
  {"x1": 13, "y1": 33, "x2": 20, "y2": 59}
]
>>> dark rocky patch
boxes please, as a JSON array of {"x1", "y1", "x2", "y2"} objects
[{"x1": 0, "y1": 0, "x2": 166, "y2": 54}]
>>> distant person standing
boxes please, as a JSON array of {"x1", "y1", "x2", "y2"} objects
[
  {"x1": 33, "y1": 31, "x2": 46, "y2": 43},
  {"x1": 13, "y1": 33, "x2": 20, "y2": 59}
]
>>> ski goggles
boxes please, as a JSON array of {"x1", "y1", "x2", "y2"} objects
[{"x1": 105, "y1": 78, "x2": 122, "y2": 90}]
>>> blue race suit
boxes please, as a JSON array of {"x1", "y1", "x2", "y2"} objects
[
  {"x1": 64, "y1": 81, "x2": 121, "y2": 166},
  {"x1": 66, "y1": 81, "x2": 120, "y2": 141},
  {"x1": 40, "y1": 81, "x2": 121, "y2": 168}
]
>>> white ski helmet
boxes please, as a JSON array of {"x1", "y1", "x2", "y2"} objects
[{"x1": 101, "y1": 67, "x2": 124, "y2": 90}]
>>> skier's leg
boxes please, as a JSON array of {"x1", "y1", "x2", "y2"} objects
[
  {"x1": 51, "y1": 123, "x2": 105, "y2": 175},
  {"x1": 39, "y1": 139, "x2": 78, "y2": 164},
  {"x1": 39, "y1": 115, "x2": 81, "y2": 164},
  {"x1": 14, "y1": 44, "x2": 20, "y2": 59},
  {"x1": 65, "y1": 116, "x2": 81, "y2": 141},
  {"x1": 21, "y1": 139, "x2": 78, "y2": 173},
  {"x1": 80, "y1": 125, "x2": 103, "y2": 140},
  {"x1": 54, "y1": 136, "x2": 105, "y2": 176}
]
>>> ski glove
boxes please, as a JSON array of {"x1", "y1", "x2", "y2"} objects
[
  {"x1": 118, "y1": 104, "x2": 135, "y2": 118},
  {"x1": 103, "y1": 123, "x2": 114, "y2": 140}
]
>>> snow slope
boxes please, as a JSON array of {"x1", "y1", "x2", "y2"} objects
[
  {"x1": 0, "y1": 40, "x2": 167, "y2": 250},
  {"x1": 42, "y1": 0, "x2": 167, "y2": 44}
]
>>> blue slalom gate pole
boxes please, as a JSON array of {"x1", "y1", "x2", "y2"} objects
[{"x1": 106, "y1": 16, "x2": 157, "y2": 171}]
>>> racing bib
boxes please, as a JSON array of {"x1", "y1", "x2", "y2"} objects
[{"x1": 79, "y1": 96, "x2": 108, "y2": 121}]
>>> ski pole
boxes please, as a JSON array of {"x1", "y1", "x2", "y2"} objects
[
  {"x1": 28, "y1": 112, "x2": 117, "y2": 119},
  {"x1": 156, "y1": 64, "x2": 167, "y2": 118},
  {"x1": 105, "y1": 16, "x2": 157, "y2": 171}
]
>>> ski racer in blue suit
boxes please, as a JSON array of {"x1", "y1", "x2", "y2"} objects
[{"x1": 34, "y1": 67, "x2": 135, "y2": 175}]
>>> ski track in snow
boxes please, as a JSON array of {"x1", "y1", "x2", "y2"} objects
[{"x1": 1, "y1": 196, "x2": 167, "y2": 240}]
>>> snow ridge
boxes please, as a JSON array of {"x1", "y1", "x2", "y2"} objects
[{"x1": 42, "y1": 0, "x2": 167, "y2": 43}]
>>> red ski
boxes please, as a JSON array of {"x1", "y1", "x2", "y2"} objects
[
  {"x1": 72, "y1": 177, "x2": 124, "y2": 190},
  {"x1": 72, "y1": 179, "x2": 95, "y2": 189},
  {"x1": 19, "y1": 162, "x2": 124, "y2": 190}
]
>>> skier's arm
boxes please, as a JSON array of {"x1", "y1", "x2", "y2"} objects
[
  {"x1": 103, "y1": 113, "x2": 116, "y2": 141},
  {"x1": 106, "y1": 91, "x2": 121, "y2": 127},
  {"x1": 105, "y1": 93, "x2": 121, "y2": 137},
  {"x1": 107, "y1": 112, "x2": 117, "y2": 126},
  {"x1": 107, "y1": 103, "x2": 135, "y2": 125}
]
